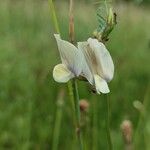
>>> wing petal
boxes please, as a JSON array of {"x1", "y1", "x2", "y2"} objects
[{"x1": 53, "y1": 64, "x2": 74, "y2": 83}]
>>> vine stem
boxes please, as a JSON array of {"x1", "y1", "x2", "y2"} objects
[
  {"x1": 72, "y1": 79, "x2": 83, "y2": 150},
  {"x1": 104, "y1": 94, "x2": 113, "y2": 150}
]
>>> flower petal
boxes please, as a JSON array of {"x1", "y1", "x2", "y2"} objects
[
  {"x1": 94, "y1": 74, "x2": 110, "y2": 94},
  {"x1": 88, "y1": 38, "x2": 114, "y2": 82},
  {"x1": 53, "y1": 64, "x2": 74, "y2": 83},
  {"x1": 54, "y1": 34, "x2": 82, "y2": 76},
  {"x1": 78, "y1": 42, "x2": 94, "y2": 84}
]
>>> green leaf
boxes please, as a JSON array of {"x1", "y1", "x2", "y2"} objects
[{"x1": 96, "y1": 2, "x2": 109, "y2": 33}]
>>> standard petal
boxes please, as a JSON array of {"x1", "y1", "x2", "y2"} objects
[
  {"x1": 94, "y1": 74, "x2": 110, "y2": 94},
  {"x1": 78, "y1": 42, "x2": 94, "y2": 84},
  {"x1": 53, "y1": 64, "x2": 74, "y2": 83},
  {"x1": 54, "y1": 34, "x2": 82, "y2": 76},
  {"x1": 88, "y1": 38, "x2": 114, "y2": 82}
]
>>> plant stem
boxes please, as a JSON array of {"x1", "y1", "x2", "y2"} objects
[
  {"x1": 52, "y1": 90, "x2": 65, "y2": 150},
  {"x1": 72, "y1": 79, "x2": 83, "y2": 150},
  {"x1": 25, "y1": 97, "x2": 33, "y2": 149},
  {"x1": 92, "y1": 98, "x2": 98, "y2": 150},
  {"x1": 68, "y1": 81, "x2": 76, "y2": 123},
  {"x1": 48, "y1": 0, "x2": 60, "y2": 33},
  {"x1": 104, "y1": 94, "x2": 113, "y2": 150}
]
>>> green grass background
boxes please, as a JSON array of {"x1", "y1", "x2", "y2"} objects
[{"x1": 0, "y1": 0, "x2": 150, "y2": 149}]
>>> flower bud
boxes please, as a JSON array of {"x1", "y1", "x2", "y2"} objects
[
  {"x1": 93, "y1": 30, "x2": 102, "y2": 42},
  {"x1": 108, "y1": 8, "x2": 114, "y2": 25},
  {"x1": 120, "y1": 120, "x2": 133, "y2": 144},
  {"x1": 79, "y1": 99, "x2": 89, "y2": 112}
]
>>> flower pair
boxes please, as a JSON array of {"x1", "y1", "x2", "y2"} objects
[{"x1": 53, "y1": 34, "x2": 114, "y2": 94}]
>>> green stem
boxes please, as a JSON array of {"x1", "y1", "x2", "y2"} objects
[
  {"x1": 25, "y1": 98, "x2": 33, "y2": 149},
  {"x1": 72, "y1": 79, "x2": 83, "y2": 150},
  {"x1": 52, "y1": 90, "x2": 64, "y2": 150},
  {"x1": 92, "y1": 98, "x2": 98, "y2": 150},
  {"x1": 48, "y1": 0, "x2": 60, "y2": 33},
  {"x1": 68, "y1": 81, "x2": 76, "y2": 126},
  {"x1": 104, "y1": 94, "x2": 113, "y2": 150}
]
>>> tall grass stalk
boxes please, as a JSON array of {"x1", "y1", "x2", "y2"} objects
[
  {"x1": 72, "y1": 79, "x2": 83, "y2": 150},
  {"x1": 104, "y1": 94, "x2": 113, "y2": 150},
  {"x1": 52, "y1": 90, "x2": 65, "y2": 150},
  {"x1": 48, "y1": 0, "x2": 60, "y2": 33},
  {"x1": 69, "y1": 0, "x2": 83, "y2": 149},
  {"x1": 25, "y1": 98, "x2": 33, "y2": 149},
  {"x1": 92, "y1": 98, "x2": 98, "y2": 150}
]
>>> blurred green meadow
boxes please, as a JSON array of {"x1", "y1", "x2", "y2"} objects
[{"x1": 0, "y1": 0, "x2": 150, "y2": 149}]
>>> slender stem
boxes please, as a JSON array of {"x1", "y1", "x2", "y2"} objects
[
  {"x1": 92, "y1": 98, "x2": 98, "y2": 150},
  {"x1": 68, "y1": 81, "x2": 76, "y2": 124},
  {"x1": 52, "y1": 90, "x2": 65, "y2": 150},
  {"x1": 72, "y1": 79, "x2": 83, "y2": 150},
  {"x1": 25, "y1": 97, "x2": 33, "y2": 149},
  {"x1": 104, "y1": 94, "x2": 113, "y2": 150},
  {"x1": 48, "y1": 0, "x2": 60, "y2": 33}
]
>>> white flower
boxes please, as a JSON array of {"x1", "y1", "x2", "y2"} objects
[
  {"x1": 53, "y1": 34, "x2": 114, "y2": 94},
  {"x1": 78, "y1": 38, "x2": 114, "y2": 94},
  {"x1": 53, "y1": 34, "x2": 92, "y2": 83}
]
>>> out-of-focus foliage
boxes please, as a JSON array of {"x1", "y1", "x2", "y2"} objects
[
  {"x1": 55, "y1": 0, "x2": 150, "y2": 4},
  {"x1": 0, "y1": 0, "x2": 150, "y2": 149},
  {"x1": 121, "y1": 0, "x2": 148, "y2": 4}
]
